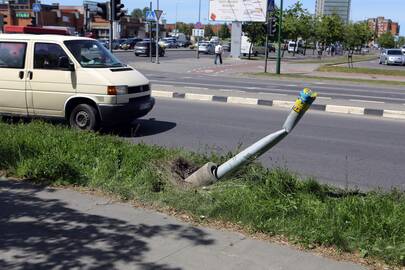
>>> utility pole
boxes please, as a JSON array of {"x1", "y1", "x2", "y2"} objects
[
  {"x1": 276, "y1": 0, "x2": 284, "y2": 74},
  {"x1": 35, "y1": 0, "x2": 39, "y2": 26},
  {"x1": 155, "y1": 0, "x2": 160, "y2": 64},
  {"x1": 109, "y1": 0, "x2": 114, "y2": 52},
  {"x1": 196, "y1": 0, "x2": 201, "y2": 59},
  {"x1": 149, "y1": 2, "x2": 153, "y2": 62}
]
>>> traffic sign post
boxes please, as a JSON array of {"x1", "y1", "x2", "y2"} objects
[
  {"x1": 33, "y1": 2, "x2": 41, "y2": 26},
  {"x1": 145, "y1": 11, "x2": 156, "y2": 22},
  {"x1": 155, "y1": 9, "x2": 163, "y2": 64},
  {"x1": 192, "y1": 28, "x2": 204, "y2": 37}
]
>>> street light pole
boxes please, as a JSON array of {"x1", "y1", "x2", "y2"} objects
[
  {"x1": 196, "y1": 0, "x2": 201, "y2": 59},
  {"x1": 276, "y1": 0, "x2": 283, "y2": 74}
]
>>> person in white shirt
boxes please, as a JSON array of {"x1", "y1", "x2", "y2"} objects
[{"x1": 214, "y1": 43, "x2": 223, "y2": 65}]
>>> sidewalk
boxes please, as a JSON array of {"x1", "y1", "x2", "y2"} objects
[{"x1": 0, "y1": 178, "x2": 366, "y2": 270}]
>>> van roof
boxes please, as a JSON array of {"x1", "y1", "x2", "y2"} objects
[{"x1": 0, "y1": 34, "x2": 93, "y2": 42}]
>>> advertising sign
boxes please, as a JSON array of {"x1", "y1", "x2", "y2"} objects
[{"x1": 209, "y1": 0, "x2": 267, "y2": 22}]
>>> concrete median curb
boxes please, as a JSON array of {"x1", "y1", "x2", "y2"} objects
[{"x1": 152, "y1": 90, "x2": 405, "y2": 120}]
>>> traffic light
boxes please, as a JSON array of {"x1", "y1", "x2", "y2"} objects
[
  {"x1": 268, "y1": 16, "x2": 277, "y2": 37},
  {"x1": 113, "y1": 0, "x2": 125, "y2": 21},
  {"x1": 0, "y1": 14, "x2": 7, "y2": 26},
  {"x1": 97, "y1": 2, "x2": 108, "y2": 20}
]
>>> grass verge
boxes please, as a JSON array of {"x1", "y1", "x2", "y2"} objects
[
  {"x1": 295, "y1": 54, "x2": 378, "y2": 65},
  {"x1": 250, "y1": 72, "x2": 405, "y2": 87},
  {"x1": 318, "y1": 65, "x2": 405, "y2": 77},
  {"x1": 1, "y1": 121, "x2": 404, "y2": 267}
]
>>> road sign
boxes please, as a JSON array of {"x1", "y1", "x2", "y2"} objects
[
  {"x1": 155, "y1": 10, "x2": 163, "y2": 20},
  {"x1": 32, "y1": 3, "x2": 41, "y2": 13},
  {"x1": 195, "y1": 21, "x2": 203, "y2": 29},
  {"x1": 192, "y1": 28, "x2": 204, "y2": 37},
  {"x1": 145, "y1": 11, "x2": 156, "y2": 21}
]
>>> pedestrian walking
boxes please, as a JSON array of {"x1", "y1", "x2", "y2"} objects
[{"x1": 214, "y1": 43, "x2": 223, "y2": 65}]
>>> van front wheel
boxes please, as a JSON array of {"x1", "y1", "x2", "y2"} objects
[{"x1": 69, "y1": 104, "x2": 99, "y2": 131}]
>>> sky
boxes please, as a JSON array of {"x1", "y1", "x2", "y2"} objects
[{"x1": 43, "y1": 0, "x2": 404, "y2": 35}]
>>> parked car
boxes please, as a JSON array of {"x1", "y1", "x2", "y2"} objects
[
  {"x1": 198, "y1": 42, "x2": 215, "y2": 54},
  {"x1": 401, "y1": 46, "x2": 405, "y2": 54},
  {"x1": 0, "y1": 34, "x2": 155, "y2": 130},
  {"x1": 111, "y1": 38, "x2": 126, "y2": 50},
  {"x1": 160, "y1": 37, "x2": 178, "y2": 48},
  {"x1": 251, "y1": 44, "x2": 276, "y2": 56},
  {"x1": 121, "y1": 38, "x2": 143, "y2": 50},
  {"x1": 222, "y1": 41, "x2": 231, "y2": 52},
  {"x1": 379, "y1": 49, "x2": 405, "y2": 65},
  {"x1": 98, "y1": 39, "x2": 109, "y2": 49},
  {"x1": 134, "y1": 41, "x2": 165, "y2": 57}
]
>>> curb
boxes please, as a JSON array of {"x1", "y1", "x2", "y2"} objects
[{"x1": 152, "y1": 90, "x2": 405, "y2": 120}]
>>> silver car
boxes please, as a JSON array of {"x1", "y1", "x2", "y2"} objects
[
  {"x1": 198, "y1": 42, "x2": 215, "y2": 54},
  {"x1": 379, "y1": 49, "x2": 405, "y2": 65}
]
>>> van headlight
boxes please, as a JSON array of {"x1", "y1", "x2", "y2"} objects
[{"x1": 107, "y1": 85, "x2": 128, "y2": 95}]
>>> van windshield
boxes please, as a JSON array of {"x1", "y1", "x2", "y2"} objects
[{"x1": 64, "y1": 40, "x2": 123, "y2": 68}]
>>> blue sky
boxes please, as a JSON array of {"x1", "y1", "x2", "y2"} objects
[{"x1": 44, "y1": 0, "x2": 404, "y2": 35}]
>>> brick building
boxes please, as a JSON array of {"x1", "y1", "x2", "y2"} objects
[
  {"x1": 0, "y1": 1, "x2": 84, "y2": 34},
  {"x1": 368, "y1": 17, "x2": 400, "y2": 38}
]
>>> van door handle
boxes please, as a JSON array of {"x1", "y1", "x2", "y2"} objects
[
  {"x1": 19, "y1": 71, "x2": 24, "y2": 80},
  {"x1": 28, "y1": 71, "x2": 33, "y2": 80}
]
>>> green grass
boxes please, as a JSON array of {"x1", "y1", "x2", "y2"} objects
[
  {"x1": 1, "y1": 121, "x2": 404, "y2": 267},
  {"x1": 295, "y1": 54, "x2": 378, "y2": 65},
  {"x1": 250, "y1": 72, "x2": 405, "y2": 87},
  {"x1": 318, "y1": 65, "x2": 405, "y2": 77}
]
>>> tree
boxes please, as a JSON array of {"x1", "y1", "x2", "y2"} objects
[
  {"x1": 378, "y1": 32, "x2": 395, "y2": 48},
  {"x1": 218, "y1": 23, "x2": 231, "y2": 39},
  {"x1": 131, "y1": 7, "x2": 149, "y2": 22},
  {"x1": 204, "y1": 25, "x2": 215, "y2": 39},
  {"x1": 242, "y1": 22, "x2": 266, "y2": 59},
  {"x1": 282, "y1": 2, "x2": 310, "y2": 56},
  {"x1": 176, "y1": 22, "x2": 193, "y2": 37},
  {"x1": 316, "y1": 13, "x2": 345, "y2": 53},
  {"x1": 396, "y1": 36, "x2": 405, "y2": 47}
]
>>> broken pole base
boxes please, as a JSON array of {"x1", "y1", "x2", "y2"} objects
[{"x1": 184, "y1": 162, "x2": 218, "y2": 187}]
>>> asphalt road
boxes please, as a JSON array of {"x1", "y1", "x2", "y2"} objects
[
  {"x1": 115, "y1": 52, "x2": 405, "y2": 105},
  {"x1": 116, "y1": 49, "x2": 230, "y2": 60},
  {"x1": 127, "y1": 99, "x2": 405, "y2": 191}
]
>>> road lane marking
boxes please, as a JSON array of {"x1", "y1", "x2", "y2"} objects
[{"x1": 350, "y1": 99, "x2": 385, "y2": 104}]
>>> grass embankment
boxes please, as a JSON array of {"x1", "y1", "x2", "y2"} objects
[
  {"x1": 1, "y1": 121, "x2": 404, "y2": 267},
  {"x1": 318, "y1": 65, "x2": 405, "y2": 77}
]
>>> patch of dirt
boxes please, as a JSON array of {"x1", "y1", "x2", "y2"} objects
[{"x1": 170, "y1": 157, "x2": 199, "y2": 180}]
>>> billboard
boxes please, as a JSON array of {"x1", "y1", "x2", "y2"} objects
[{"x1": 209, "y1": 0, "x2": 267, "y2": 22}]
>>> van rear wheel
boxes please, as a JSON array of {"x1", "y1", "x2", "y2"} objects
[{"x1": 69, "y1": 104, "x2": 99, "y2": 131}]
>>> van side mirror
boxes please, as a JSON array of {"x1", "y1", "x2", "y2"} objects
[{"x1": 58, "y1": 56, "x2": 75, "y2": 71}]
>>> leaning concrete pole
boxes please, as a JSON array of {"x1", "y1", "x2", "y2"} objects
[{"x1": 184, "y1": 88, "x2": 317, "y2": 187}]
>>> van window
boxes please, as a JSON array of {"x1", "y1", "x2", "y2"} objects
[
  {"x1": 64, "y1": 40, "x2": 123, "y2": 68},
  {"x1": 34, "y1": 43, "x2": 70, "y2": 70},
  {"x1": 0, "y1": 42, "x2": 27, "y2": 69}
]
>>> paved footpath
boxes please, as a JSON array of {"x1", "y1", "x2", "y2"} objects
[{"x1": 0, "y1": 179, "x2": 367, "y2": 270}]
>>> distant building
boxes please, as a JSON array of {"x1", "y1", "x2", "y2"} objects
[
  {"x1": 367, "y1": 17, "x2": 400, "y2": 38},
  {"x1": 315, "y1": 0, "x2": 351, "y2": 23}
]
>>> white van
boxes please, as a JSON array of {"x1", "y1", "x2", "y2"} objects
[{"x1": 0, "y1": 34, "x2": 154, "y2": 130}]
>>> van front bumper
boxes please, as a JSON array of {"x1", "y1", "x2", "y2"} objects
[{"x1": 98, "y1": 96, "x2": 155, "y2": 124}]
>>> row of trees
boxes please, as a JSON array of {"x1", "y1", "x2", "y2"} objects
[{"x1": 243, "y1": 2, "x2": 376, "y2": 56}]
